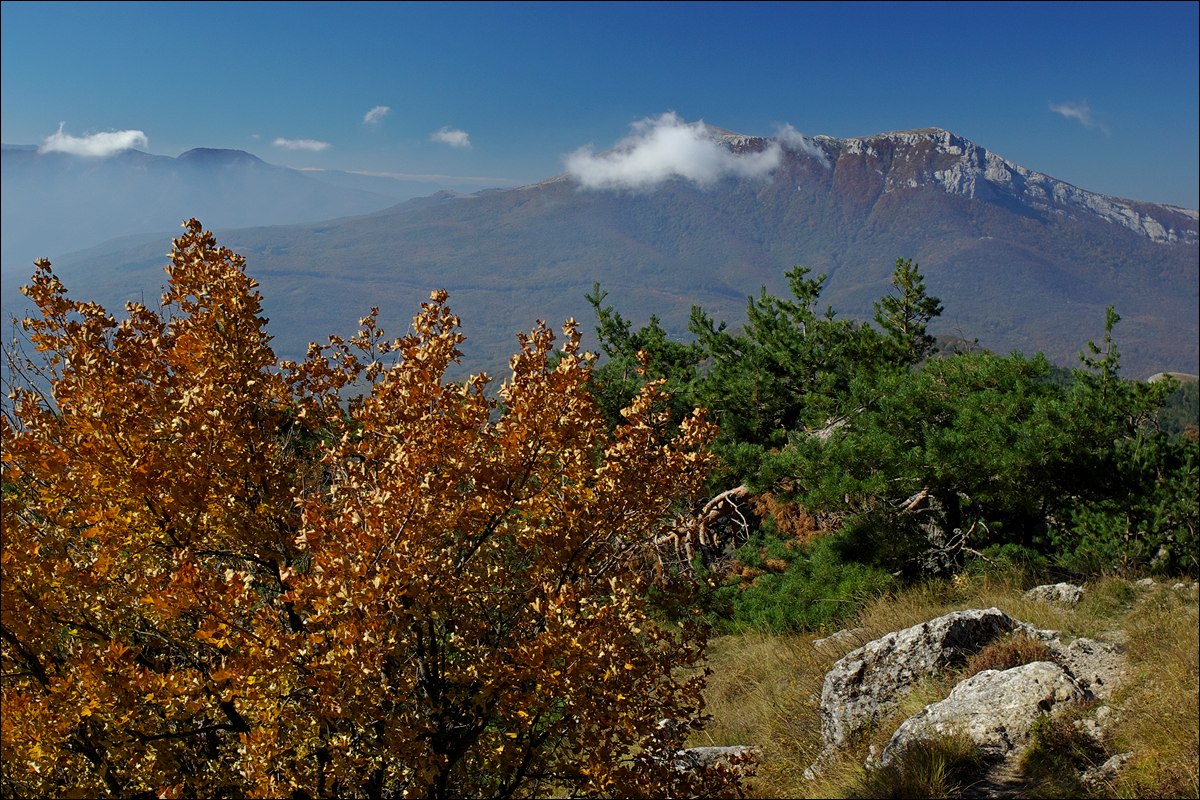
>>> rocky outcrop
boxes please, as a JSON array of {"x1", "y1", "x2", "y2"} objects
[
  {"x1": 878, "y1": 661, "x2": 1088, "y2": 764},
  {"x1": 803, "y1": 606, "x2": 1129, "y2": 787},
  {"x1": 817, "y1": 608, "x2": 1021, "y2": 752},
  {"x1": 819, "y1": 128, "x2": 1199, "y2": 245},
  {"x1": 1050, "y1": 636, "x2": 1125, "y2": 700},
  {"x1": 658, "y1": 718, "x2": 759, "y2": 778},
  {"x1": 1024, "y1": 582, "x2": 1084, "y2": 606}
]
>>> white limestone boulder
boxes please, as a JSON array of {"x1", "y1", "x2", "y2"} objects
[{"x1": 878, "y1": 660, "x2": 1088, "y2": 764}]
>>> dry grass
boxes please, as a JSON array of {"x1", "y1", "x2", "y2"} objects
[
  {"x1": 1107, "y1": 583, "x2": 1200, "y2": 798},
  {"x1": 1020, "y1": 709, "x2": 1108, "y2": 799},
  {"x1": 691, "y1": 633, "x2": 828, "y2": 795},
  {"x1": 845, "y1": 732, "x2": 988, "y2": 799},
  {"x1": 962, "y1": 633, "x2": 1056, "y2": 679},
  {"x1": 696, "y1": 574, "x2": 1199, "y2": 799}
]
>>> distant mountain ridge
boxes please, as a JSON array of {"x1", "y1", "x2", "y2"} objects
[
  {"x1": 0, "y1": 144, "x2": 402, "y2": 270},
  {"x1": 175, "y1": 147, "x2": 269, "y2": 168},
  {"x1": 3, "y1": 128, "x2": 1196, "y2": 380},
  {"x1": 0, "y1": 144, "x2": 484, "y2": 270},
  {"x1": 815, "y1": 128, "x2": 1197, "y2": 244},
  {"x1": 710, "y1": 126, "x2": 1196, "y2": 245}
]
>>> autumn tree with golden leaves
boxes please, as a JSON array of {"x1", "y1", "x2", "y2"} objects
[{"x1": 1, "y1": 220, "x2": 747, "y2": 798}]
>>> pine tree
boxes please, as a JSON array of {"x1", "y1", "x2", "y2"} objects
[{"x1": 873, "y1": 257, "x2": 943, "y2": 366}]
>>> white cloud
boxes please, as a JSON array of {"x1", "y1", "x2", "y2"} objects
[
  {"x1": 430, "y1": 127, "x2": 472, "y2": 149},
  {"x1": 1049, "y1": 100, "x2": 1110, "y2": 135},
  {"x1": 564, "y1": 112, "x2": 784, "y2": 191},
  {"x1": 773, "y1": 123, "x2": 830, "y2": 168},
  {"x1": 38, "y1": 123, "x2": 148, "y2": 156},
  {"x1": 363, "y1": 105, "x2": 390, "y2": 125},
  {"x1": 272, "y1": 137, "x2": 331, "y2": 152}
]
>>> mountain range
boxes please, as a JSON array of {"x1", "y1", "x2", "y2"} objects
[
  {"x1": 0, "y1": 144, "x2": 474, "y2": 268},
  {"x1": 2, "y1": 128, "x2": 1196, "y2": 380}
]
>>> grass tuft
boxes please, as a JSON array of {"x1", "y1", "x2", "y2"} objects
[
  {"x1": 846, "y1": 733, "x2": 988, "y2": 799},
  {"x1": 962, "y1": 632, "x2": 1056, "y2": 679},
  {"x1": 1019, "y1": 712, "x2": 1107, "y2": 798}
]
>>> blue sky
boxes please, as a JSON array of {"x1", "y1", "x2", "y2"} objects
[{"x1": 2, "y1": 1, "x2": 1197, "y2": 207}]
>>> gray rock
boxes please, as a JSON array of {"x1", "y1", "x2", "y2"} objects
[
  {"x1": 1074, "y1": 704, "x2": 1114, "y2": 743},
  {"x1": 1081, "y1": 751, "x2": 1134, "y2": 788},
  {"x1": 1015, "y1": 623, "x2": 1062, "y2": 642},
  {"x1": 1024, "y1": 582, "x2": 1085, "y2": 606},
  {"x1": 804, "y1": 607, "x2": 1129, "y2": 783},
  {"x1": 818, "y1": 608, "x2": 1020, "y2": 751},
  {"x1": 801, "y1": 746, "x2": 839, "y2": 782},
  {"x1": 1136, "y1": 577, "x2": 1157, "y2": 588},
  {"x1": 879, "y1": 661, "x2": 1088, "y2": 764},
  {"x1": 812, "y1": 627, "x2": 869, "y2": 656},
  {"x1": 675, "y1": 745, "x2": 760, "y2": 770},
  {"x1": 1053, "y1": 637, "x2": 1125, "y2": 700}
]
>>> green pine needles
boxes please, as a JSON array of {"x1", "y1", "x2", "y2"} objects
[{"x1": 588, "y1": 257, "x2": 1198, "y2": 633}]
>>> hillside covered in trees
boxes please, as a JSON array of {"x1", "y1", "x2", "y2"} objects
[{"x1": 2, "y1": 221, "x2": 1196, "y2": 797}]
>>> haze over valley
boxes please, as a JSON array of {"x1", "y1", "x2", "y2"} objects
[{"x1": 3, "y1": 121, "x2": 1196, "y2": 380}]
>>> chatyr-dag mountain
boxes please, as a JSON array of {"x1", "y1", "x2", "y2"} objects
[{"x1": 2, "y1": 127, "x2": 1196, "y2": 379}]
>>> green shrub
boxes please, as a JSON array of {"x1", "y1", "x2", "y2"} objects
[
  {"x1": 1157, "y1": 379, "x2": 1199, "y2": 439},
  {"x1": 713, "y1": 532, "x2": 896, "y2": 633},
  {"x1": 1051, "y1": 430, "x2": 1199, "y2": 579},
  {"x1": 969, "y1": 543, "x2": 1052, "y2": 583}
]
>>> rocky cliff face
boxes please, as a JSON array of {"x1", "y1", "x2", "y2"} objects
[
  {"x1": 813, "y1": 128, "x2": 1197, "y2": 245},
  {"x1": 714, "y1": 127, "x2": 1197, "y2": 245}
]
